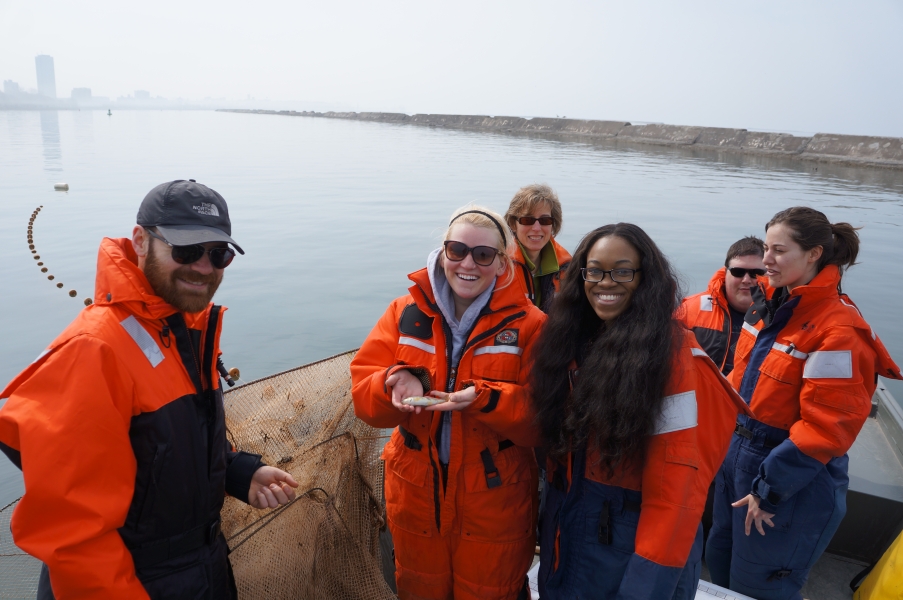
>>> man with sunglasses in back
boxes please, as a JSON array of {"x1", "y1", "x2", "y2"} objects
[
  {"x1": 0, "y1": 180, "x2": 298, "y2": 599},
  {"x1": 678, "y1": 236, "x2": 765, "y2": 375}
]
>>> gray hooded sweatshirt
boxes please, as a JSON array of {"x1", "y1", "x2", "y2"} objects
[{"x1": 426, "y1": 247, "x2": 495, "y2": 465}]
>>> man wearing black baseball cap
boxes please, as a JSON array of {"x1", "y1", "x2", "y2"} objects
[{"x1": 0, "y1": 180, "x2": 297, "y2": 599}]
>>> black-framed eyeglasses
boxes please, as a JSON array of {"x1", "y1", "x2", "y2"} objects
[
  {"x1": 516, "y1": 215, "x2": 554, "y2": 226},
  {"x1": 581, "y1": 267, "x2": 641, "y2": 283},
  {"x1": 728, "y1": 267, "x2": 766, "y2": 279},
  {"x1": 146, "y1": 229, "x2": 236, "y2": 269},
  {"x1": 443, "y1": 240, "x2": 500, "y2": 267}
]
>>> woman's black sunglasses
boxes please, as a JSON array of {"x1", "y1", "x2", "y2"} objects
[
  {"x1": 728, "y1": 267, "x2": 766, "y2": 278},
  {"x1": 516, "y1": 216, "x2": 554, "y2": 226},
  {"x1": 443, "y1": 240, "x2": 500, "y2": 267},
  {"x1": 146, "y1": 229, "x2": 236, "y2": 269}
]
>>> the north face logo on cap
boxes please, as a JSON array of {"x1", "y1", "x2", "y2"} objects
[{"x1": 193, "y1": 202, "x2": 220, "y2": 217}]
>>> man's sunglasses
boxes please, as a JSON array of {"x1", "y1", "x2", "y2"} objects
[
  {"x1": 443, "y1": 240, "x2": 500, "y2": 267},
  {"x1": 516, "y1": 216, "x2": 554, "y2": 226},
  {"x1": 728, "y1": 267, "x2": 766, "y2": 279},
  {"x1": 146, "y1": 229, "x2": 236, "y2": 269}
]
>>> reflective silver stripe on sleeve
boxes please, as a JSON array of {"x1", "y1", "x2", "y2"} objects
[
  {"x1": 473, "y1": 346, "x2": 524, "y2": 356},
  {"x1": 772, "y1": 342, "x2": 808, "y2": 360},
  {"x1": 691, "y1": 348, "x2": 708, "y2": 358},
  {"x1": 120, "y1": 316, "x2": 165, "y2": 367},
  {"x1": 31, "y1": 349, "x2": 52, "y2": 364},
  {"x1": 653, "y1": 391, "x2": 698, "y2": 435},
  {"x1": 742, "y1": 322, "x2": 759, "y2": 338},
  {"x1": 700, "y1": 295, "x2": 713, "y2": 312},
  {"x1": 398, "y1": 336, "x2": 436, "y2": 355},
  {"x1": 803, "y1": 351, "x2": 853, "y2": 379},
  {"x1": 839, "y1": 297, "x2": 863, "y2": 317}
]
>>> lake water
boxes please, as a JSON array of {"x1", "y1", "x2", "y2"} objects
[{"x1": 2, "y1": 109, "x2": 902, "y2": 507}]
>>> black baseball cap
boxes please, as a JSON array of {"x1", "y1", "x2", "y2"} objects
[{"x1": 137, "y1": 180, "x2": 244, "y2": 254}]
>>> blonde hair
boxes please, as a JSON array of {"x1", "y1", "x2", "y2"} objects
[
  {"x1": 504, "y1": 183, "x2": 563, "y2": 237},
  {"x1": 444, "y1": 204, "x2": 515, "y2": 289}
]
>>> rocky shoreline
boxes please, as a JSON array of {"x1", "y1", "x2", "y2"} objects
[{"x1": 218, "y1": 109, "x2": 903, "y2": 170}]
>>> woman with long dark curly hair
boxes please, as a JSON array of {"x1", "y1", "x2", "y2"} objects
[{"x1": 533, "y1": 223, "x2": 750, "y2": 600}]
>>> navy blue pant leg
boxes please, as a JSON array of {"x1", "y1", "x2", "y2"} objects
[
  {"x1": 672, "y1": 523, "x2": 704, "y2": 600},
  {"x1": 726, "y1": 426, "x2": 848, "y2": 600},
  {"x1": 705, "y1": 436, "x2": 739, "y2": 588}
]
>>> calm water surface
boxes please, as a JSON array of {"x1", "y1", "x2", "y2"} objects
[{"x1": 2, "y1": 109, "x2": 902, "y2": 506}]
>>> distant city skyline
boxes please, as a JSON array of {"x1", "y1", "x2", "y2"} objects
[
  {"x1": 0, "y1": 1, "x2": 901, "y2": 136},
  {"x1": 1, "y1": 54, "x2": 254, "y2": 109}
]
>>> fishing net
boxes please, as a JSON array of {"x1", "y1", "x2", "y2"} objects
[
  {"x1": 0, "y1": 499, "x2": 40, "y2": 599},
  {"x1": 221, "y1": 350, "x2": 395, "y2": 599},
  {"x1": 0, "y1": 350, "x2": 395, "y2": 600}
]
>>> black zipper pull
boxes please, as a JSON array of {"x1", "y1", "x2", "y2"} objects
[
  {"x1": 158, "y1": 323, "x2": 171, "y2": 348},
  {"x1": 447, "y1": 367, "x2": 457, "y2": 392}
]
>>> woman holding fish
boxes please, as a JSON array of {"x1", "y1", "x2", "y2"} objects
[{"x1": 351, "y1": 205, "x2": 545, "y2": 600}]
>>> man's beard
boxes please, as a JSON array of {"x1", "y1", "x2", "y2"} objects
[{"x1": 144, "y1": 249, "x2": 223, "y2": 313}]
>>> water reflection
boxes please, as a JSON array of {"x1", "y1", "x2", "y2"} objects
[
  {"x1": 72, "y1": 109, "x2": 94, "y2": 145},
  {"x1": 39, "y1": 110, "x2": 62, "y2": 172}
]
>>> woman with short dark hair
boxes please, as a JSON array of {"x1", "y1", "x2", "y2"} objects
[
  {"x1": 706, "y1": 207, "x2": 901, "y2": 600},
  {"x1": 532, "y1": 223, "x2": 748, "y2": 599}
]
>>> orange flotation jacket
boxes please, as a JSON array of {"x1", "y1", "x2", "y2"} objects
[
  {"x1": 0, "y1": 238, "x2": 261, "y2": 599},
  {"x1": 350, "y1": 265, "x2": 545, "y2": 533},
  {"x1": 677, "y1": 267, "x2": 743, "y2": 374},
  {"x1": 728, "y1": 265, "x2": 902, "y2": 512},
  {"x1": 510, "y1": 237, "x2": 571, "y2": 312},
  {"x1": 539, "y1": 330, "x2": 753, "y2": 599}
]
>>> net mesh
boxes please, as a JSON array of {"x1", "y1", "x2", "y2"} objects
[
  {"x1": 0, "y1": 350, "x2": 395, "y2": 600},
  {"x1": 0, "y1": 499, "x2": 41, "y2": 599},
  {"x1": 221, "y1": 349, "x2": 394, "y2": 599}
]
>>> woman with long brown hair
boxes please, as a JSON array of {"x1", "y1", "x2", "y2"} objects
[
  {"x1": 531, "y1": 223, "x2": 748, "y2": 599},
  {"x1": 706, "y1": 207, "x2": 901, "y2": 600}
]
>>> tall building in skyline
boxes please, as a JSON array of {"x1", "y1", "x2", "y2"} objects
[
  {"x1": 3, "y1": 80, "x2": 21, "y2": 95},
  {"x1": 35, "y1": 55, "x2": 57, "y2": 98}
]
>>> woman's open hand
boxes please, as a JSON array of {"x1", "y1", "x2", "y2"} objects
[
  {"x1": 733, "y1": 494, "x2": 775, "y2": 536},
  {"x1": 387, "y1": 369, "x2": 425, "y2": 414},
  {"x1": 425, "y1": 387, "x2": 478, "y2": 411}
]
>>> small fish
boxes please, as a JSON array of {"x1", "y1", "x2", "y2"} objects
[{"x1": 402, "y1": 396, "x2": 446, "y2": 407}]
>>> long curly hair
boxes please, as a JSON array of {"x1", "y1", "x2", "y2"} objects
[{"x1": 530, "y1": 223, "x2": 684, "y2": 473}]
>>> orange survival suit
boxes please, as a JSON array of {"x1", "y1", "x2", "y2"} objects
[
  {"x1": 538, "y1": 331, "x2": 752, "y2": 599},
  {"x1": 0, "y1": 238, "x2": 262, "y2": 599},
  {"x1": 706, "y1": 265, "x2": 902, "y2": 599},
  {"x1": 351, "y1": 266, "x2": 545, "y2": 600},
  {"x1": 677, "y1": 267, "x2": 745, "y2": 374},
  {"x1": 510, "y1": 237, "x2": 571, "y2": 313}
]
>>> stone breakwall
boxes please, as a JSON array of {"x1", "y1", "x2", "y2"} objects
[{"x1": 218, "y1": 109, "x2": 903, "y2": 169}]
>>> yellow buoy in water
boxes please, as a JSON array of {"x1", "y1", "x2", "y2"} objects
[
  {"x1": 69, "y1": 290, "x2": 77, "y2": 297},
  {"x1": 54, "y1": 183, "x2": 69, "y2": 191},
  {"x1": 229, "y1": 367, "x2": 241, "y2": 380}
]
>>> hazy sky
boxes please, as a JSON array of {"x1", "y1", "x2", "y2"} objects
[{"x1": 2, "y1": 0, "x2": 902, "y2": 137}]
